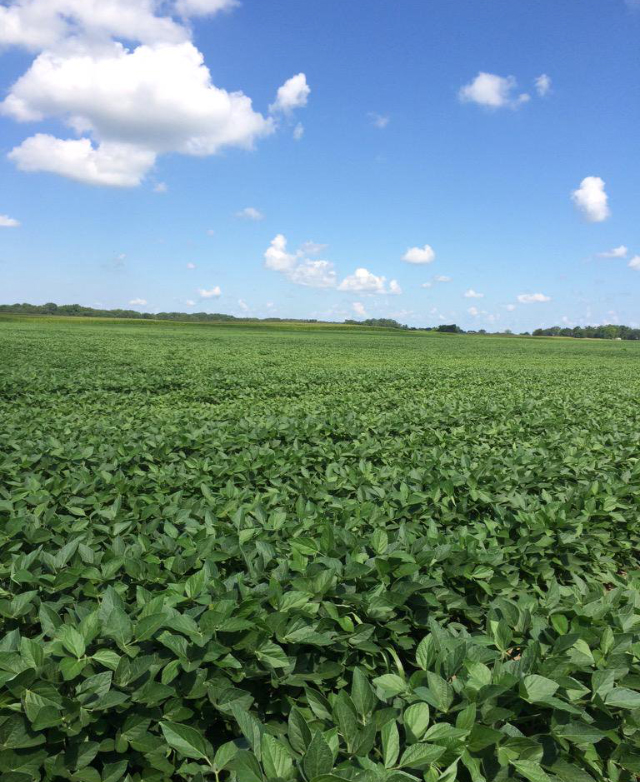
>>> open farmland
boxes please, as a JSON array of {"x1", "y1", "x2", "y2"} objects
[{"x1": 1, "y1": 316, "x2": 640, "y2": 782}]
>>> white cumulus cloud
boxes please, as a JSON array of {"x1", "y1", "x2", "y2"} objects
[
  {"x1": 628, "y1": 256, "x2": 640, "y2": 271},
  {"x1": 0, "y1": 214, "x2": 20, "y2": 227},
  {"x1": 0, "y1": 0, "x2": 187, "y2": 51},
  {"x1": 338, "y1": 267, "x2": 400, "y2": 295},
  {"x1": 269, "y1": 73, "x2": 310, "y2": 114},
  {"x1": 517, "y1": 293, "x2": 551, "y2": 303},
  {"x1": 264, "y1": 234, "x2": 297, "y2": 272},
  {"x1": 459, "y1": 72, "x2": 529, "y2": 109},
  {"x1": 402, "y1": 244, "x2": 435, "y2": 264},
  {"x1": 264, "y1": 235, "x2": 337, "y2": 288},
  {"x1": 293, "y1": 122, "x2": 304, "y2": 141},
  {"x1": 571, "y1": 176, "x2": 610, "y2": 222},
  {"x1": 8, "y1": 135, "x2": 156, "y2": 187},
  {"x1": 186, "y1": 262, "x2": 196, "y2": 269},
  {"x1": 598, "y1": 245, "x2": 627, "y2": 258},
  {"x1": 129, "y1": 297, "x2": 147, "y2": 306},
  {"x1": 1, "y1": 3, "x2": 309, "y2": 187},
  {"x1": 198, "y1": 286, "x2": 221, "y2": 298},
  {"x1": 468, "y1": 306, "x2": 480, "y2": 316},
  {"x1": 434, "y1": 275, "x2": 451, "y2": 283},
  {"x1": 464, "y1": 288, "x2": 484, "y2": 299}
]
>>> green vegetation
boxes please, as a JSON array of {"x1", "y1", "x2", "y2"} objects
[
  {"x1": 4, "y1": 304, "x2": 640, "y2": 340},
  {"x1": 532, "y1": 325, "x2": 640, "y2": 340},
  {"x1": 2, "y1": 316, "x2": 640, "y2": 782}
]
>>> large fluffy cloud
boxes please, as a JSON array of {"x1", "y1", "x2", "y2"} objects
[
  {"x1": 264, "y1": 234, "x2": 297, "y2": 273},
  {"x1": 0, "y1": 0, "x2": 239, "y2": 51},
  {"x1": 0, "y1": 0, "x2": 187, "y2": 50},
  {"x1": 338, "y1": 268, "x2": 401, "y2": 295},
  {"x1": 402, "y1": 244, "x2": 435, "y2": 264},
  {"x1": 8, "y1": 134, "x2": 156, "y2": 187},
  {"x1": 571, "y1": 176, "x2": 610, "y2": 222},
  {"x1": 0, "y1": 1, "x2": 308, "y2": 186}
]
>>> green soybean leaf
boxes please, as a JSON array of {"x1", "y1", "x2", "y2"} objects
[{"x1": 160, "y1": 721, "x2": 213, "y2": 762}]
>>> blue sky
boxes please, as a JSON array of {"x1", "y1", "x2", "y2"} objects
[{"x1": 0, "y1": 0, "x2": 639, "y2": 330}]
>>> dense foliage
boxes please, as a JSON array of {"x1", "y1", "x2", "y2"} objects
[
  {"x1": 1, "y1": 316, "x2": 640, "y2": 782},
  {"x1": 532, "y1": 325, "x2": 640, "y2": 340}
]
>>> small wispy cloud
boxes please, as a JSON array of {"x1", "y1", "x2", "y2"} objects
[
  {"x1": 368, "y1": 112, "x2": 390, "y2": 129},
  {"x1": 352, "y1": 302, "x2": 367, "y2": 317},
  {"x1": 153, "y1": 182, "x2": 168, "y2": 194},
  {"x1": 129, "y1": 298, "x2": 147, "y2": 306},
  {"x1": 300, "y1": 240, "x2": 328, "y2": 255},
  {"x1": 0, "y1": 214, "x2": 20, "y2": 227},
  {"x1": 517, "y1": 293, "x2": 551, "y2": 303},
  {"x1": 464, "y1": 288, "x2": 484, "y2": 299},
  {"x1": 236, "y1": 207, "x2": 265, "y2": 221},
  {"x1": 598, "y1": 245, "x2": 628, "y2": 258},
  {"x1": 198, "y1": 286, "x2": 221, "y2": 298},
  {"x1": 535, "y1": 74, "x2": 551, "y2": 97}
]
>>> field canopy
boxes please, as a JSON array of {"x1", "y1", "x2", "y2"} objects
[{"x1": 1, "y1": 316, "x2": 640, "y2": 782}]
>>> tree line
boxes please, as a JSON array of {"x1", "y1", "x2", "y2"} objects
[
  {"x1": 531, "y1": 324, "x2": 640, "y2": 340},
  {"x1": 1, "y1": 303, "x2": 638, "y2": 339}
]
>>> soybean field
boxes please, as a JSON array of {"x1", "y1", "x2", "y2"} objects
[{"x1": 1, "y1": 315, "x2": 640, "y2": 782}]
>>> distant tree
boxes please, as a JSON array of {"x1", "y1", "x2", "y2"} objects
[{"x1": 436, "y1": 324, "x2": 463, "y2": 334}]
